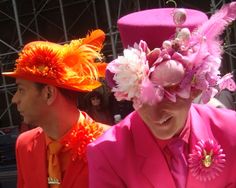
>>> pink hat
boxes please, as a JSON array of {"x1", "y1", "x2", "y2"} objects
[
  {"x1": 107, "y1": 3, "x2": 236, "y2": 107},
  {"x1": 118, "y1": 8, "x2": 208, "y2": 49}
]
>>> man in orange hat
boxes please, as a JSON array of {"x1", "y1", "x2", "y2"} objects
[
  {"x1": 87, "y1": 3, "x2": 236, "y2": 188},
  {"x1": 2, "y1": 29, "x2": 109, "y2": 188}
]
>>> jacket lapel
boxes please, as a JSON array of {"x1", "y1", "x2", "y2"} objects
[
  {"x1": 142, "y1": 150, "x2": 176, "y2": 188},
  {"x1": 131, "y1": 112, "x2": 176, "y2": 188},
  {"x1": 186, "y1": 105, "x2": 212, "y2": 188},
  {"x1": 27, "y1": 128, "x2": 48, "y2": 188}
]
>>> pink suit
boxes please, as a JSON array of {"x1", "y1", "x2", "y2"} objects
[{"x1": 88, "y1": 104, "x2": 236, "y2": 188}]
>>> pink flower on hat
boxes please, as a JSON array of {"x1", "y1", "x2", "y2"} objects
[
  {"x1": 218, "y1": 73, "x2": 236, "y2": 91},
  {"x1": 107, "y1": 41, "x2": 149, "y2": 101},
  {"x1": 188, "y1": 139, "x2": 226, "y2": 182},
  {"x1": 151, "y1": 60, "x2": 185, "y2": 87},
  {"x1": 106, "y1": 3, "x2": 236, "y2": 106},
  {"x1": 143, "y1": 45, "x2": 189, "y2": 104}
]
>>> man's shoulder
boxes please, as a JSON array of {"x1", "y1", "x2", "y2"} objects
[
  {"x1": 17, "y1": 127, "x2": 43, "y2": 146},
  {"x1": 192, "y1": 103, "x2": 236, "y2": 121},
  {"x1": 89, "y1": 112, "x2": 136, "y2": 147},
  {"x1": 192, "y1": 104, "x2": 236, "y2": 137}
]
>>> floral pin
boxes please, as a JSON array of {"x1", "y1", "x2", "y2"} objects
[
  {"x1": 188, "y1": 139, "x2": 226, "y2": 182},
  {"x1": 61, "y1": 113, "x2": 104, "y2": 162}
]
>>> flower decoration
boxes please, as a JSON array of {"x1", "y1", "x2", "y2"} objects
[
  {"x1": 188, "y1": 139, "x2": 226, "y2": 182},
  {"x1": 3, "y1": 29, "x2": 107, "y2": 92},
  {"x1": 108, "y1": 41, "x2": 149, "y2": 101},
  {"x1": 16, "y1": 42, "x2": 66, "y2": 83},
  {"x1": 106, "y1": 3, "x2": 236, "y2": 107},
  {"x1": 217, "y1": 73, "x2": 236, "y2": 91},
  {"x1": 61, "y1": 113, "x2": 104, "y2": 162}
]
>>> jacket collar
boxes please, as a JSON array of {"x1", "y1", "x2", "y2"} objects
[
  {"x1": 29, "y1": 127, "x2": 88, "y2": 188},
  {"x1": 186, "y1": 105, "x2": 214, "y2": 187},
  {"x1": 130, "y1": 112, "x2": 176, "y2": 188}
]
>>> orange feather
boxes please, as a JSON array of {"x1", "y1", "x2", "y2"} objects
[{"x1": 82, "y1": 29, "x2": 105, "y2": 50}]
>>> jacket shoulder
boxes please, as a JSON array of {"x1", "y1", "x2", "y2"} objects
[
  {"x1": 192, "y1": 104, "x2": 236, "y2": 141},
  {"x1": 16, "y1": 127, "x2": 43, "y2": 148},
  {"x1": 89, "y1": 112, "x2": 134, "y2": 146},
  {"x1": 192, "y1": 104, "x2": 236, "y2": 123}
]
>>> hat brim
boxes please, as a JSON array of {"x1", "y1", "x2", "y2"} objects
[{"x1": 2, "y1": 71, "x2": 101, "y2": 92}]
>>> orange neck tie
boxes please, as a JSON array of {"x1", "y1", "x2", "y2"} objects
[{"x1": 48, "y1": 141, "x2": 62, "y2": 188}]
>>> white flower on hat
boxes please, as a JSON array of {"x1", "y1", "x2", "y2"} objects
[{"x1": 108, "y1": 41, "x2": 149, "y2": 101}]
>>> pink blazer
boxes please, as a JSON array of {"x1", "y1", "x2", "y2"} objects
[
  {"x1": 16, "y1": 127, "x2": 88, "y2": 188},
  {"x1": 88, "y1": 104, "x2": 236, "y2": 188}
]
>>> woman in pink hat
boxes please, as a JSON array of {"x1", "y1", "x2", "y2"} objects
[
  {"x1": 87, "y1": 3, "x2": 236, "y2": 188},
  {"x1": 2, "y1": 29, "x2": 110, "y2": 188}
]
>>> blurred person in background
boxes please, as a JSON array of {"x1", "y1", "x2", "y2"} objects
[
  {"x1": 108, "y1": 91, "x2": 134, "y2": 122},
  {"x1": 85, "y1": 90, "x2": 113, "y2": 125}
]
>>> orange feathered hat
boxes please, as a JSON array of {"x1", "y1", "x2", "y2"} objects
[{"x1": 2, "y1": 29, "x2": 107, "y2": 92}]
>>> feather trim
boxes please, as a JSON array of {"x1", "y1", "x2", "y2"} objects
[
  {"x1": 62, "y1": 44, "x2": 100, "y2": 79},
  {"x1": 192, "y1": 2, "x2": 236, "y2": 58},
  {"x1": 82, "y1": 29, "x2": 105, "y2": 50}
]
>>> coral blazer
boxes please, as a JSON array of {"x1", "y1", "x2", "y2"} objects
[
  {"x1": 88, "y1": 104, "x2": 236, "y2": 188},
  {"x1": 16, "y1": 127, "x2": 89, "y2": 188}
]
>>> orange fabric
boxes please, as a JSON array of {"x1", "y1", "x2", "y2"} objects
[
  {"x1": 16, "y1": 116, "x2": 106, "y2": 188},
  {"x1": 44, "y1": 111, "x2": 107, "y2": 187},
  {"x1": 59, "y1": 147, "x2": 71, "y2": 179},
  {"x1": 48, "y1": 141, "x2": 62, "y2": 188},
  {"x1": 46, "y1": 137, "x2": 71, "y2": 188},
  {"x1": 60, "y1": 111, "x2": 105, "y2": 162}
]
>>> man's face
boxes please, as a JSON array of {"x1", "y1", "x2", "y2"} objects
[
  {"x1": 137, "y1": 97, "x2": 192, "y2": 140},
  {"x1": 12, "y1": 79, "x2": 47, "y2": 125}
]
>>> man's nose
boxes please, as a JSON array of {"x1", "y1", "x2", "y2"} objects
[{"x1": 11, "y1": 92, "x2": 18, "y2": 104}]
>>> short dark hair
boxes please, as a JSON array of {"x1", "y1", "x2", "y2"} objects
[
  {"x1": 58, "y1": 87, "x2": 78, "y2": 104},
  {"x1": 34, "y1": 82, "x2": 78, "y2": 105},
  {"x1": 34, "y1": 82, "x2": 46, "y2": 91}
]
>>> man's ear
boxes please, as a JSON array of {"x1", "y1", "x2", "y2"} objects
[{"x1": 43, "y1": 85, "x2": 58, "y2": 105}]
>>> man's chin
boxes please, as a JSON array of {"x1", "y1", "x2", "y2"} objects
[{"x1": 23, "y1": 118, "x2": 33, "y2": 126}]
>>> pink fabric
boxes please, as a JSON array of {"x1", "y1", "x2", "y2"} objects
[
  {"x1": 167, "y1": 139, "x2": 188, "y2": 188},
  {"x1": 118, "y1": 8, "x2": 208, "y2": 49},
  {"x1": 88, "y1": 104, "x2": 236, "y2": 188}
]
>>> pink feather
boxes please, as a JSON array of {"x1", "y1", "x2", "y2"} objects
[
  {"x1": 218, "y1": 73, "x2": 236, "y2": 91},
  {"x1": 140, "y1": 78, "x2": 164, "y2": 105},
  {"x1": 191, "y1": 2, "x2": 236, "y2": 58}
]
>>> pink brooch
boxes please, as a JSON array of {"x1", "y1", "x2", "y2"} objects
[{"x1": 188, "y1": 139, "x2": 226, "y2": 182}]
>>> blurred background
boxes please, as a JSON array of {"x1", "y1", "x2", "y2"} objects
[{"x1": 0, "y1": 0, "x2": 235, "y2": 187}]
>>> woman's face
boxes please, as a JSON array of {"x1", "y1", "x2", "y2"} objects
[{"x1": 91, "y1": 96, "x2": 101, "y2": 106}]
